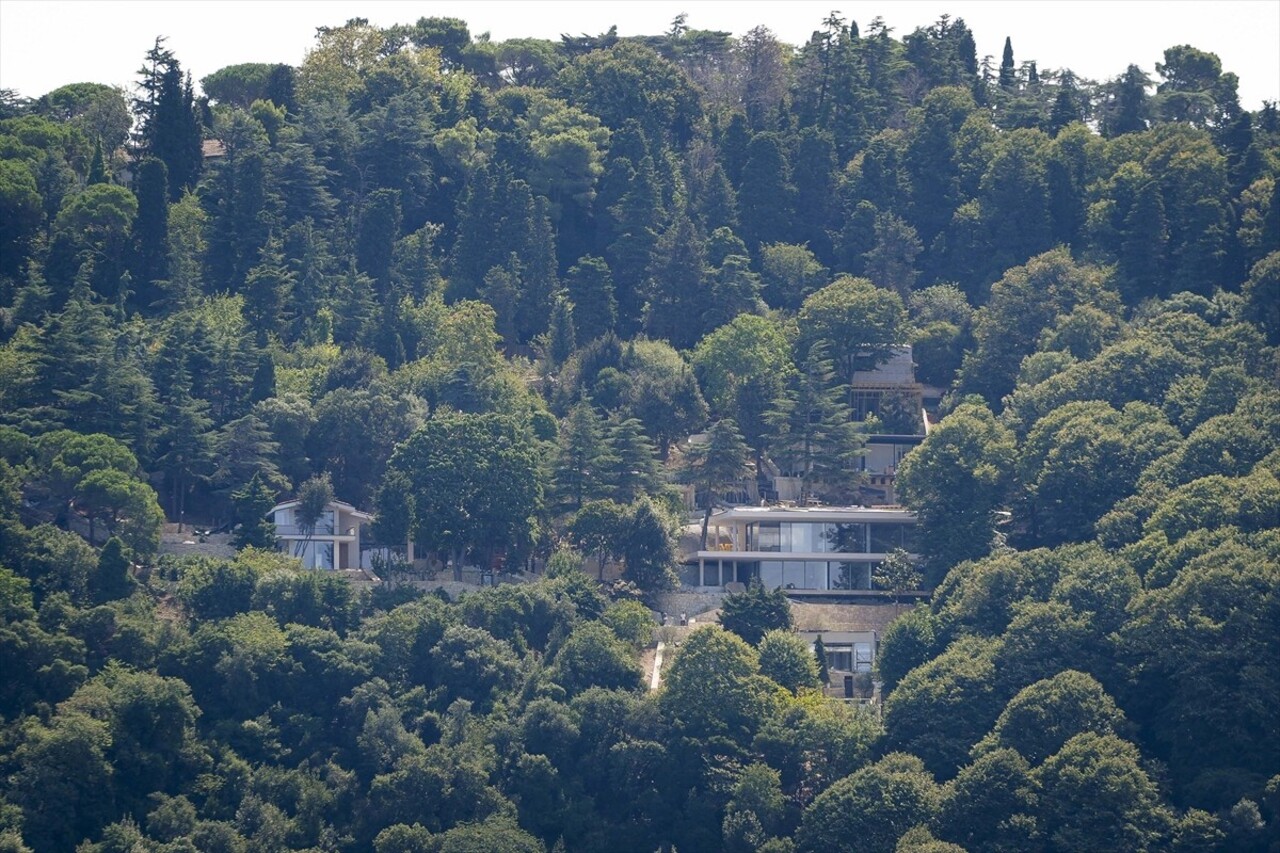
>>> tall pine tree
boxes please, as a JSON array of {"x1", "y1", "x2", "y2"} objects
[{"x1": 133, "y1": 38, "x2": 202, "y2": 200}]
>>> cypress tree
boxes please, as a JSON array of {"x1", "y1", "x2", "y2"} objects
[
  {"x1": 515, "y1": 193, "x2": 559, "y2": 344},
  {"x1": 998, "y1": 37, "x2": 1016, "y2": 89},
  {"x1": 333, "y1": 261, "x2": 376, "y2": 346},
  {"x1": 130, "y1": 157, "x2": 169, "y2": 313},
  {"x1": 87, "y1": 138, "x2": 107, "y2": 184},
  {"x1": 447, "y1": 164, "x2": 502, "y2": 301},
  {"x1": 480, "y1": 253, "x2": 523, "y2": 345},
  {"x1": 134, "y1": 40, "x2": 202, "y2": 199},
  {"x1": 814, "y1": 634, "x2": 831, "y2": 684},
  {"x1": 264, "y1": 63, "x2": 297, "y2": 114}
]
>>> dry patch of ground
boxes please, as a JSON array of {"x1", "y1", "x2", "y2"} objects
[{"x1": 789, "y1": 599, "x2": 919, "y2": 635}]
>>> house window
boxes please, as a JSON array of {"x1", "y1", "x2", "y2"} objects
[
  {"x1": 759, "y1": 561, "x2": 784, "y2": 589},
  {"x1": 870, "y1": 523, "x2": 907, "y2": 553},
  {"x1": 804, "y1": 561, "x2": 827, "y2": 590},
  {"x1": 293, "y1": 540, "x2": 334, "y2": 570},
  {"x1": 826, "y1": 647, "x2": 853, "y2": 672},
  {"x1": 826, "y1": 523, "x2": 867, "y2": 553},
  {"x1": 753, "y1": 522, "x2": 781, "y2": 552},
  {"x1": 826, "y1": 642, "x2": 874, "y2": 673},
  {"x1": 831, "y1": 561, "x2": 872, "y2": 590}
]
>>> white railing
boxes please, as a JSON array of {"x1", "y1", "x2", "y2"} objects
[{"x1": 273, "y1": 524, "x2": 356, "y2": 537}]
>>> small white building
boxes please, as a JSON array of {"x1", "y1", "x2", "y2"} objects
[{"x1": 268, "y1": 499, "x2": 372, "y2": 570}]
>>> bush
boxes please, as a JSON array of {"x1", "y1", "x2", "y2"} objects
[{"x1": 720, "y1": 581, "x2": 793, "y2": 645}]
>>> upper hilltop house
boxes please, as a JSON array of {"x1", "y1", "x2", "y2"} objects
[
  {"x1": 749, "y1": 345, "x2": 929, "y2": 509},
  {"x1": 268, "y1": 498, "x2": 372, "y2": 570},
  {"x1": 849, "y1": 344, "x2": 929, "y2": 506}
]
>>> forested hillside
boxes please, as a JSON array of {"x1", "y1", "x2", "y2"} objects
[{"x1": 0, "y1": 12, "x2": 1277, "y2": 852}]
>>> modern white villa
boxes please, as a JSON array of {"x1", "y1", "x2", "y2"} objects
[
  {"x1": 680, "y1": 504, "x2": 918, "y2": 591},
  {"x1": 268, "y1": 499, "x2": 372, "y2": 570}
]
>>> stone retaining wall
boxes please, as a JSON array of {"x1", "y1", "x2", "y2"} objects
[{"x1": 652, "y1": 590, "x2": 727, "y2": 622}]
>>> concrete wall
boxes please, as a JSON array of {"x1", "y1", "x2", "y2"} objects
[{"x1": 652, "y1": 590, "x2": 728, "y2": 621}]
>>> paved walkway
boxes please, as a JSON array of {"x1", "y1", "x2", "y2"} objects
[{"x1": 650, "y1": 641, "x2": 666, "y2": 690}]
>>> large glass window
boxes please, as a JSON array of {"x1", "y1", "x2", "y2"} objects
[
  {"x1": 826, "y1": 523, "x2": 867, "y2": 553},
  {"x1": 753, "y1": 523, "x2": 781, "y2": 552},
  {"x1": 870, "y1": 523, "x2": 908, "y2": 552},
  {"x1": 759, "y1": 561, "x2": 784, "y2": 589},
  {"x1": 832, "y1": 561, "x2": 873, "y2": 589},
  {"x1": 293, "y1": 540, "x2": 334, "y2": 569},
  {"x1": 783, "y1": 523, "x2": 813, "y2": 553},
  {"x1": 804, "y1": 561, "x2": 827, "y2": 590}
]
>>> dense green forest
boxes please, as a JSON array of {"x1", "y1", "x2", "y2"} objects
[{"x1": 0, "y1": 11, "x2": 1278, "y2": 852}]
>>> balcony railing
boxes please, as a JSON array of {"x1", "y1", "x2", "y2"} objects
[{"x1": 273, "y1": 525, "x2": 357, "y2": 537}]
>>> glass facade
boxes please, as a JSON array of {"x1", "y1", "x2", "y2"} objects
[
  {"x1": 679, "y1": 561, "x2": 752, "y2": 587},
  {"x1": 757, "y1": 559, "x2": 874, "y2": 590},
  {"x1": 683, "y1": 514, "x2": 916, "y2": 589},
  {"x1": 745, "y1": 520, "x2": 913, "y2": 555}
]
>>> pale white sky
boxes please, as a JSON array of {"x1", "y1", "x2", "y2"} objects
[{"x1": 1, "y1": 1, "x2": 1277, "y2": 108}]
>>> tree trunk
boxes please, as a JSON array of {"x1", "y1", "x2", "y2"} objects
[{"x1": 176, "y1": 476, "x2": 186, "y2": 533}]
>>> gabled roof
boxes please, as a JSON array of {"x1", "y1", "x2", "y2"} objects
[{"x1": 269, "y1": 498, "x2": 374, "y2": 522}]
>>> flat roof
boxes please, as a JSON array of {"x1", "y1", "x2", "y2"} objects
[{"x1": 711, "y1": 505, "x2": 915, "y2": 523}]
